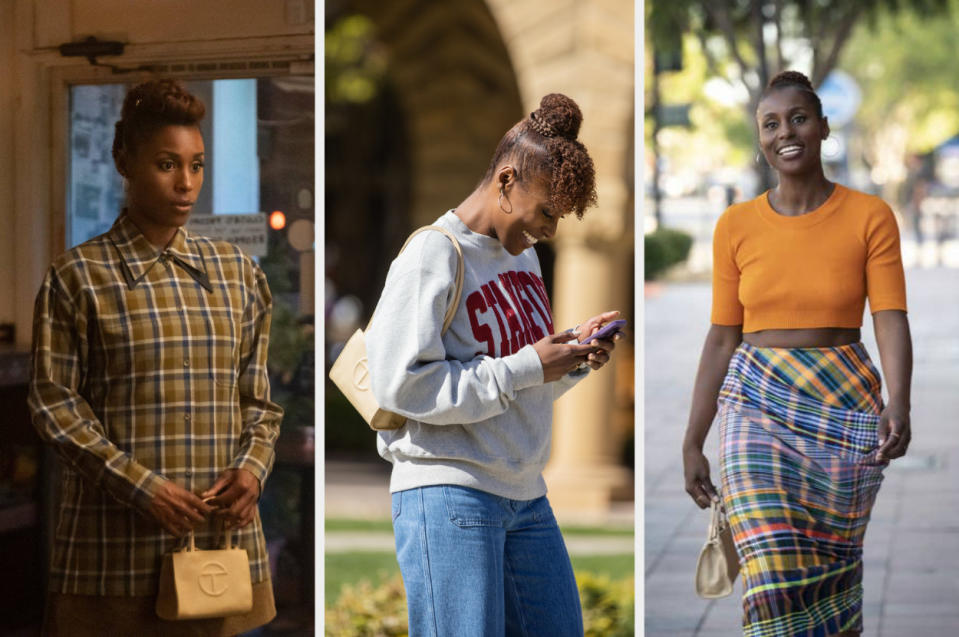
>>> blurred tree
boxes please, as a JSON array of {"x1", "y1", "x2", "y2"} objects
[
  {"x1": 648, "y1": 0, "x2": 951, "y2": 189},
  {"x1": 841, "y1": 0, "x2": 959, "y2": 200}
]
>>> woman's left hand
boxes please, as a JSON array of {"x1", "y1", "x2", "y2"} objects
[
  {"x1": 202, "y1": 468, "x2": 260, "y2": 529},
  {"x1": 877, "y1": 403, "x2": 911, "y2": 462},
  {"x1": 575, "y1": 311, "x2": 624, "y2": 371}
]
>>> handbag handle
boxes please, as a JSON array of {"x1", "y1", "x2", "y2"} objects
[
  {"x1": 366, "y1": 225, "x2": 465, "y2": 334},
  {"x1": 708, "y1": 498, "x2": 728, "y2": 542},
  {"x1": 181, "y1": 497, "x2": 236, "y2": 552},
  {"x1": 182, "y1": 519, "x2": 237, "y2": 552}
]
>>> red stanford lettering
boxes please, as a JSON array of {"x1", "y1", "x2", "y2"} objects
[{"x1": 466, "y1": 271, "x2": 553, "y2": 357}]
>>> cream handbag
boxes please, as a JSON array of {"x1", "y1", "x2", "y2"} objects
[
  {"x1": 695, "y1": 498, "x2": 741, "y2": 598},
  {"x1": 329, "y1": 225, "x2": 464, "y2": 431},
  {"x1": 156, "y1": 524, "x2": 253, "y2": 620}
]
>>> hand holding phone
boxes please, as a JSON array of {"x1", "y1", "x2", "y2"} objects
[{"x1": 578, "y1": 318, "x2": 627, "y2": 345}]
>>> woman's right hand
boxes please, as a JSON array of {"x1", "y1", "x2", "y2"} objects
[
  {"x1": 683, "y1": 446, "x2": 719, "y2": 509},
  {"x1": 532, "y1": 331, "x2": 596, "y2": 383},
  {"x1": 149, "y1": 480, "x2": 214, "y2": 536}
]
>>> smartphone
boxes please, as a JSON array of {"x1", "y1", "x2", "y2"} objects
[{"x1": 578, "y1": 319, "x2": 627, "y2": 345}]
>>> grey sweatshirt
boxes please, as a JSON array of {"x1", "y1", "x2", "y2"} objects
[{"x1": 366, "y1": 211, "x2": 587, "y2": 500}]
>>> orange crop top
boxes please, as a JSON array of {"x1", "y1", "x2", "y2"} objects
[{"x1": 711, "y1": 184, "x2": 907, "y2": 332}]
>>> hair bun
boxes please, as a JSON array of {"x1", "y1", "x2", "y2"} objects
[
  {"x1": 120, "y1": 78, "x2": 206, "y2": 123},
  {"x1": 111, "y1": 78, "x2": 205, "y2": 173},
  {"x1": 767, "y1": 70, "x2": 814, "y2": 92},
  {"x1": 530, "y1": 93, "x2": 582, "y2": 140}
]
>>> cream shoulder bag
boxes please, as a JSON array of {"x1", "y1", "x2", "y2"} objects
[
  {"x1": 695, "y1": 498, "x2": 741, "y2": 598},
  {"x1": 328, "y1": 225, "x2": 465, "y2": 431}
]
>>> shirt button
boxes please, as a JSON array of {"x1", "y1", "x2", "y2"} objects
[
  {"x1": 185, "y1": 470, "x2": 192, "y2": 477},
  {"x1": 184, "y1": 414, "x2": 191, "y2": 421},
  {"x1": 183, "y1": 360, "x2": 190, "y2": 368}
]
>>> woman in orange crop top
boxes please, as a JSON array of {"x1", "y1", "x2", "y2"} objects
[{"x1": 682, "y1": 71, "x2": 913, "y2": 637}]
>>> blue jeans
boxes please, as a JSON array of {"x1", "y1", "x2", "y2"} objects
[{"x1": 391, "y1": 485, "x2": 583, "y2": 637}]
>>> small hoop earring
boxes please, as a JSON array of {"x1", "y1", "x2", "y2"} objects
[
  {"x1": 499, "y1": 190, "x2": 512, "y2": 214},
  {"x1": 821, "y1": 136, "x2": 841, "y2": 159},
  {"x1": 755, "y1": 151, "x2": 766, "y2": 165}
]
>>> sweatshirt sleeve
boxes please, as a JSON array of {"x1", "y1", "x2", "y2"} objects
[{"x1": 366, "y1": 232, "x2": 544, "y2": 426}]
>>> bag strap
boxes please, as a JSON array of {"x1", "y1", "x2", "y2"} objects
[
  {"x1": 218, "y1": 519, "x2": 236, "y2": 550},
  {"x1": 366, "y1": 224, "x2": 465, "y2": 334},
  {"x1": 708, "y1": 498, "x2": 728, "y2": 541}
]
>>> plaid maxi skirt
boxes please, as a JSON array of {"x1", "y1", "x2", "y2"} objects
[{"x1": 718, "y1": 342, "x2": 887, "y2": 637}]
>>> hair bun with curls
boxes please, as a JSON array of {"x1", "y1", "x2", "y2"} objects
[
  {"x1": 529, "y1": 93, "x2": 582, "y2": 141},
  {"x1": 112, "y1": 79, "x2": 206, "y2": 174}
]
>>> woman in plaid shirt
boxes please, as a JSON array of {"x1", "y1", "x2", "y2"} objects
[{"x1": 29, "y1": 79, "x2": 283, "y2": 635}]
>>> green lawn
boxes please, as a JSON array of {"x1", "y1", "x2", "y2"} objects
[
  {"x1": 325, "y1": 551, "x2": 399, "y2": 606},
  {"x1": 325, "y1": 551, "x2": 634, "y2": 606},
  {"x1": 325, "y1": 518, "x2": 634, "y2": 606}
]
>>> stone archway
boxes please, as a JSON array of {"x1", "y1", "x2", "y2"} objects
[{"x1": 343, "y1": 0, "x2": 526, "y2": 227}]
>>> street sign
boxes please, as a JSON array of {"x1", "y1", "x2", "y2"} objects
[
  {"x1": 186, "y1": 212, "x2": 268, "y2": 257},
  {"x1": 818, "y1": 69, "x2": 861, "y2": 129},
  {"x1": 654, "y1": 49, "x2": 683, "y2": 73},
  {"x1": 658, "y1": 103, "x2": 691, "y2": 128}
]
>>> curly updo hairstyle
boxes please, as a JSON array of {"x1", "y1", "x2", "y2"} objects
[
  {"x1": 111, "y1": 79, "x2": 206, "y2": 176},
  {"x1": 482, "y1": 93, "x2": 597, "y2": 219},
  {"x1": 760, "y1": 70, "x2": 824, "y2": 119}
]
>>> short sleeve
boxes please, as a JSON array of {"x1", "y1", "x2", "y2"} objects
[
  {"x1": 710, "y1": 211, "x2": 744, "y2": 325},
  {"x1": 865, "y1": 203, "x2": 907, "y2": 313}
]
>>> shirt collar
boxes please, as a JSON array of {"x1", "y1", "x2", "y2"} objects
[{"x1": 108, "y1": 212, "x2": 212, "y2": 292}]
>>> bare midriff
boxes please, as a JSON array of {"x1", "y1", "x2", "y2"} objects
[{"x1": 743, "y1": 327, "x2": 861, "y2": 348}]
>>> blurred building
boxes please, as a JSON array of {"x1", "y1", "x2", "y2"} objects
[{"x1": 325, "y1": 0, "x2": 635, "y2": 519}]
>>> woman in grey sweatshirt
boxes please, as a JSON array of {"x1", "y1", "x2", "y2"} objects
[{"x1": 366, "y1": 93, "x2": 621, "y2": 637}]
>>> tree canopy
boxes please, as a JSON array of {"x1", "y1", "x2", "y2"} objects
[
  {"x1": 649, "y1": 0, "x2": 950, "y2": 113},
  {"x1": 647, "y1": 0, "x2": 954, "y2": 192}
]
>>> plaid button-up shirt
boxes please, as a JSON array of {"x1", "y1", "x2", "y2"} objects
[{"x1": 29, "y1": 213, "x2": 283, "y2": 595}]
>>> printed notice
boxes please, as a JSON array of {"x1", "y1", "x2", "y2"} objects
[{"x1": 186, "y1": 213, "x2": 268, "y2": 257}]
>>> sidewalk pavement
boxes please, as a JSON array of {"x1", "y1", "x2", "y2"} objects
[{"x1": 644, "y1": 267, "x2": 959, "y2": 636}]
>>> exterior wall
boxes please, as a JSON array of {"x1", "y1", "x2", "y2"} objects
[
  {"x1": 0, "y1": 0, "x2": 313, "y2": 346},
  {"x1": 66, "y1": 0, "x2": 313, "y2": 45},
  {"x1": 0, "y1": 0, "x2": 15, "y2": 330}
]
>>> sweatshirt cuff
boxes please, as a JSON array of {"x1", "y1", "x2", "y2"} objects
[{"x1": 504, "y1": 344, "x2": 544, "y2": 391}]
